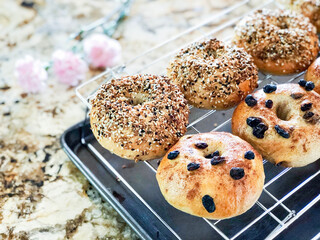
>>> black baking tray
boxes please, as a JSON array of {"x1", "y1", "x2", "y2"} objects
[
  {"x1": 61, "y1": 0, "x2": 320, "y2": 238},
  {"x1": 61, "y1": 120, "x2": 320, "y2": 240}
]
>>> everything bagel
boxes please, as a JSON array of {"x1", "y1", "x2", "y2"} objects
[
  {"x1": 167, "y1": 38, "x2": 258, "y2": 109},
  {"x1": 233, "y1": 9, "x2": 319, "y2": 74},
  {"x1": 90, "y1": 74, "x2": 189, "y2": 161}
]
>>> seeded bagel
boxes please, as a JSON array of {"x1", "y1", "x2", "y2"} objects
[
  {"x1": 232, "y1": 83, "x2": 320, "y2": 167},
  {"x1": 156, "y1": 132, "x2": 265, "y2": 219},
  {"x1": 291, "y1": 0, "x2": 320, "y2": 33},
  {"x1": 305, "y1": 57, "x2": 320, "y2": 94},
  {"x1": 167, "y1": 38, "x2": 258, "y2": 110},
  {"x1": 233, "y1": 9, "x2": 319, "y2": 75},
  {"x1": 90, "y1": 74, "x2": 189, "y2": 161}
]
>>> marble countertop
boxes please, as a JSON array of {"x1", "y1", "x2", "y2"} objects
[{"x1": 0, "y1": 0, "x2": 264, "y2": 239}]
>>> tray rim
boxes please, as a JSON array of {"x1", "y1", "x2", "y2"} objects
[{"x1": 60, "y1": 122, "x2": 152, "y2": 240}]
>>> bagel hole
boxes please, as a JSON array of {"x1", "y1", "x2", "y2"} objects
[
  {"x1": 130, "y1": 93, "x2": 148, "y2": 106},
  {"x1": 203, "y1": 150, "x2": 220, "y2": 159},
  {"x1": 276, "y1": 102, "x2": 291, "y2": 121},
  {"x1": 131, "y1": 98, "x2": 145, "y2": 106},
  {"x1": 279, "y1": 22, "x2": 289, "y2": 29}
]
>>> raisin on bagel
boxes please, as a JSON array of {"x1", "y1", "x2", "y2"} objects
[
  {"x1": 305, "y1": 57, "x2": 320, "y2": 94},
  {"x1": 232, "y1": 83, "x2": 320, "y2": 167},
  {"x1": 156, "y1": 132, "x2": 264, "y2": 219}
]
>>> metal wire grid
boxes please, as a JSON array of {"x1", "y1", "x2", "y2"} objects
[
  {"x1": 141, "y1": 71, "x2": 320, "y2": 240},
  {"x1": 75, "y1": 0, "x2": 320, "y2": 239}
]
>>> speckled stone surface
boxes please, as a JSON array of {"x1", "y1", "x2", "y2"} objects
[{"x1": 0, "y1": 0, "x2": 264, "y2": 239}]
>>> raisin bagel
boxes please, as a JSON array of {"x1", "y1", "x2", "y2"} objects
[
  {"x1": 306, "y1": 57, "x2": 320, "y2": 94},
  {"x1": 90, "y1": 74, "x2": 189, "y2": 161},
  {"x1": 232, "y1": 83, "x2": 320, "y2": 167},
  {"x1": 167, "y1": 38, "x2": 258, "y2": 110},
  {"x1": 156, "y1": 132, "x2": 264, "y2": 219},
  {"x1": 233, "y1": 9, "x2": 319, "y2": 75}
]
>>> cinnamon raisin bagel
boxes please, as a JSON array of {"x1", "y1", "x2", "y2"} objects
[
  {"x1": 291, "y1": 0, "x2": 320, "y2": 33},
  {"x1": 305, "y1": 57, "x2": 320, "y2": 94},
  {"x1": 167, "y1": 38, "x2": 258, "y2": 110},
  {"x1": 232, "y1": 83, "x2": 320, "y2": 167},
  {"x1": 233, "y1": 9, "x2": 319, "y2": 75},
  {"x1": 90, "y1": 74, "x2": 189, "y2": 161},
  {"x1": 156, "y1": 132, "x2": 265, "y2": 219}
]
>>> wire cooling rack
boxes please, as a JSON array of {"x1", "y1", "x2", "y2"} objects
[{"x1": 74, "y1": 0, "x2": 320, "y2": 239}]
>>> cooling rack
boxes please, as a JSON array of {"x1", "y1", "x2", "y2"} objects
[{"x1": 67, "y1": 0, "x2": 320, "y2": 239}]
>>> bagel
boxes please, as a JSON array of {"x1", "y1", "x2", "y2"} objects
[
  {"x1": 233, "y1": 9, "x2": 319, "y2": 75},
  {"x1": 90, "y1": 74, "x2": 189, "y2": 161},
  {"x1": 291, "y1": 0, "x2": 320, "y2": 33},
  {"x1": 156, "y1": 132, "x2": 265, "y2": 219},
  {"x1": 167, "y1": 38, "x2": 258, "y2": 110},
  {"x1": 305, "y1": 57, "x2": 320, "y2": 94},
  {"x1": 232, "y1": 83, "x2": 320, "y2": 167}
]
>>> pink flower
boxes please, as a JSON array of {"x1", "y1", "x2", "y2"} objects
[
  {"x1": 52, "y1": 50, "x2": 88, "y2": 86},
  {"x1": 83, "y1": 34, "x2": 121, "y2": 69},
  {"x1": 14, "y1": 55, "x2": 47, "y2": 93}
]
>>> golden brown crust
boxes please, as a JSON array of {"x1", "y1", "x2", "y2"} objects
[
  {"x1": 156, "y1": 132, "x2": 265, "y2": 219},
  {"x1": 292, "y1": 0, "x2": 320, "y2": 33},
  {"x1": 90, "y1": 74, "x2": 189, "y2": 161},
  {"x1": 233, "y1": 9, "x2": 319, "y2": 75},
  {"x1": 167, "y1": 38, "x2": 258, "y2": 110},
  {"x1": 306, "y1": 57, "x2": 320, "y2": 94},
  {"x1": 232, "y1": 83, "x2": 320, "y2": 167}
]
